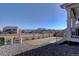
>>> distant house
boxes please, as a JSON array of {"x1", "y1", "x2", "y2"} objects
[{"x1": 3, "y1": 26, "x2": 19, "y2": 34}]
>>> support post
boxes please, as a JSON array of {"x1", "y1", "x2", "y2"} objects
[
  {"x1": 66, "y1": 9, "x2": 71, "y2": 40},
  {"x1": 20, "y1": 37, "x2": 23, "y2": 44},
  {"x1": 11, "y1": 38, "x2": 13, "y2": 45},
  {"x1": 4, "y1": 37, "x2": 7, "y2": 45}
]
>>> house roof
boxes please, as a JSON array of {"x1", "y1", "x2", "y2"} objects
[
  {"x1": 61, "y1": 3, "x2": 79, "y2": 9},
  {"x1": 3, "y1": 26, "x2": 18, "y2": 30}
]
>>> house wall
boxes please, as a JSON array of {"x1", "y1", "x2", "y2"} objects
[{"x1": 62, "y1": 4, "x2": 79, "y2": 42}]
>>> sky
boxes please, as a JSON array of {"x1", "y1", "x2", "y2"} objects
[{"x1": 0, "y1": 3, "x2": 67, "y2": 30}]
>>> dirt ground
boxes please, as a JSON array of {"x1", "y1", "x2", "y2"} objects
[{"x1": 24, "y1": 37, "x2": 62, "y2": 46}]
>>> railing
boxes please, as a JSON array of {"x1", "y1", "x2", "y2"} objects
[
  {"x1": 0, "y1": 34, "x2": 17, "y2": 35},
  {"x1": 0, "y1": 34, "x2": 18, "y2": 37},
  {"x1": 0, "y1": 33, "x2": 54, "y2": 40},
  {"x1": 62, "y1": 29, "x2": 67, "y2": 40}
]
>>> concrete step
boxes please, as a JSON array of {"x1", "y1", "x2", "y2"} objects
[{"x1": 55, "y1": 38, "x2": 66, "y2": 44}]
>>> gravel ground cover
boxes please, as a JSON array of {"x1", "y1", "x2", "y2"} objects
[{"x1": 0, "y1": 37, "x2": 62, "y2": 56}]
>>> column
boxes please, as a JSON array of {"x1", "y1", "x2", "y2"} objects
[
  {"x1": 72, "y1": 19, "x2": 76, "y2": 37},
  {"x1": 72, "y1": 19, "x2": 75, "y2": 28},
  {"x1": 11, "y1": 38, "x2": 13, "y2": 45},
  {"x1": 67, "y1": 9, "x2": 71, "y2": 39},
  {"x1": 4, "y1": 37, "x2": 7, "y2": 45}
]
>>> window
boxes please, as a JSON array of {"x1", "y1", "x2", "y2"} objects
[
  {"x1": 71, "y1": 7, "x2": 79, "y2": 37},
  {"x1": 71, "y1": 19, "x2": 79, "y2": 37}
]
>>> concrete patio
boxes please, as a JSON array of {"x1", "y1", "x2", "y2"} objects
[{"x1": 16, "y1": 41, "x2": 79, "y2": 56}]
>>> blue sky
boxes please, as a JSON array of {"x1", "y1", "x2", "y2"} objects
[{"x1": 0, "y1": 3, "x2": 67, "y2": 30}]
